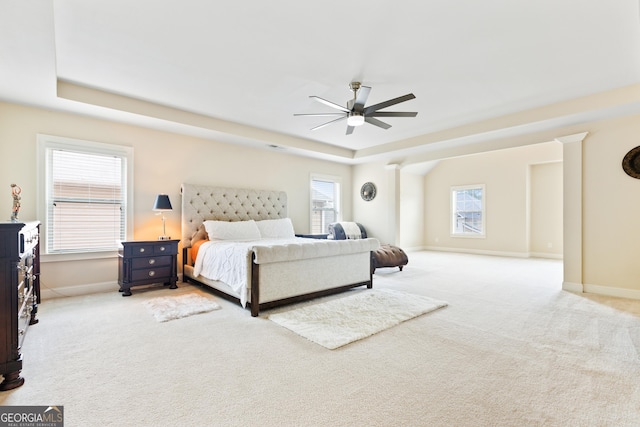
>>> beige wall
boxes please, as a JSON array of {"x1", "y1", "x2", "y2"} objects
[
  {"x1": 0, "y1": 102, "x2": 352, "y2": 297},
  {"x1": 530, "y1": 161, "x2": 563, "y2": 256},
  {"x1": 399, "y1": 171, "x2": 426, "y2": 250},
  {"x1": 3, "y1": 100, "x2": 640, "y2": 300},
  {"x1": 581, "y1": 115, "x2": 640, "y2": 297},
  {"x1": 352, "y1": 164, "x2": 426, "y2": 248},
  {"x1": 423, "y1": 142, "x2": 563, "y2": 257},
  {"x1": 352, "y1": 162, "x2": 392, "y2": 243}
]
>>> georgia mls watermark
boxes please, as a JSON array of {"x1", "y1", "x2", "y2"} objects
[{"x1": 0, "y1": 406, "x2": 63, "y2": 427}]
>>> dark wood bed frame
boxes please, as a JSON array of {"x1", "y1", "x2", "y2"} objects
[
  {"x1": 183, "y1": 249, "x2": 374, "y2": 316},
  {"x1": 180, "y1": 183, "x2": 376, "y2": 317}
]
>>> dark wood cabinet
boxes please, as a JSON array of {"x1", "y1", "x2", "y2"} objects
[
  {"x1": 0, "y1": 221, "x2": 40, "y2": 391},
  {"x1": 118, "y1": 240, "x2": 179, "y2": 296}
]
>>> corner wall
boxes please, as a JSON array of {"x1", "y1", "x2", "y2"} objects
[
  {"x1": 352, "y1": 162, "x2": 394, "y2": 244},
  {"x1": 0, "y1": 102, "x2": 353, "y2": 297},
  {"x1": 423, "y1": 142, "x2": 563, "y2": 257},
  {"x1": 581, "y1": 115, "x2": 640, "y2": 298},
  {"x1": 399, "y1": 171, "x2": 426, "y2": 250}
]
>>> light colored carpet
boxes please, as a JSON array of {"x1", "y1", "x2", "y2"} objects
[
  {"x1": 142, "y1": 292, "x2": 220, "y2": 322},
  {"x1": 269, "y1": 289, "x2": 447, "y2": 349},
  {"x1": 3, "y1": 251, "x2": 640, "y2": 426}
]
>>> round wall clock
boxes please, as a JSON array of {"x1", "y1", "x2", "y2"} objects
[
  {"x1": 622, "y1": 146, "x2": 640, "y2": 179},
  {"x1": 360, "y1": 182, "x2": 377, "y2": 201}
]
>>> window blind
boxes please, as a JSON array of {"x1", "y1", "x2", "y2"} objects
[
  {"x1": 47, "y1": 149, "x2": 126, "y2": 253},
  {"x1": 311, "y1": 178, "x2": 340, "y2": 234},
  {"x1": 451, "y1": 185, "x2": 485, "y2": 236}
]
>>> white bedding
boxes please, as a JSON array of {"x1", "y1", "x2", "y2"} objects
[
  {"x1": 193, "y1": 237, "x2": 380, "y2": 307},
  {"x1": 193, "y1": 239, "x2": 256, "y2": 306}
]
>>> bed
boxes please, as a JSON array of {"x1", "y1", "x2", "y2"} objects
[{"x1": 181, "y1": 183, "x2": 380, "y2": 316}]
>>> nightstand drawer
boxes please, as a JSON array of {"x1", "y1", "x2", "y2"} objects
[
  {"x1": 131, "y1": 266, "x2": 172, "y2": 282},
  {"x1": 124, "y1": 244, "x2": 156, "y2": 257},
  {"x1": 131, "y1": 255, "x2": 171, "y2": 270},
  {"x1": 153, "y1": 243, "x2": 176, "y2": 255}
]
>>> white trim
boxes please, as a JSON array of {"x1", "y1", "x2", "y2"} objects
[
  {"x1": 309, "y1": 173, "x2": 342, "y2": 234},
  {"x1": 554, "y1": 132, "x2": 589, "y2": 145},
  {"x1": 562, "y1": 281, "x2": 640, "y2": 300},
  {"x1": 562, "y1": 282, "x2": 584, "y2": 293},
  {"x1": 423, "y1": 246, "x2": 530, "y2": 258},
  {"x1": 41, "y1": 274, "x2": 186, "y2": 300},
  {"x1": 423, "y1": 247, "x2": 562, "y2": 260},
  {"x1": 40, "y1": 280, "x2": 118, "y2": 299},
  {"x1": 583, "y1": 283, "x2": 640, "y2": 300},
  {"x1": 529, "y1": 252, "x2": 563, "y2": 260},
  {"x1": 450, "y1": 233, "x2": 486, "y2": 239},
  {"x1": 402, "y1": 245, "x2": 427, "y2": 252},
  {"x1": 36, "y1": 134, "x2": 134, "y2": 256},
  {"x1": 450, "y1": 184, "x2": 486, "y2": 238},
  {"x1": 556, "y1": 132, "x2": 588, "y2": 290}
]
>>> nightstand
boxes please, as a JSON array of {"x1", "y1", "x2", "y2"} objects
[{"x1": 118, "y1": 240, "x2": 179, "y2": 296}]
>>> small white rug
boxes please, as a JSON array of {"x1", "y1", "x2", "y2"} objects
[
  {"x1": 142, "y1": 293, "x2": 221, "y2": 322},
  {"x1": 269, "y1": 289, "x2": 448, "y2": 349}
]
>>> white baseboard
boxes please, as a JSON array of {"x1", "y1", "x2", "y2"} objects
[
  {"x1": 422, "y1": 246, "x2": 563, "y2": 260},
  {"x1": 40, "y1": 274, "x2": 186, "y2": 300},
  {"x1": 563, "y1": 281, "x2": 640, "y2": 300},
  {"x1": 562, "y1": 281, "x2": 584, "y2": 293},
  {"x1": 423, "y1": 246, "x2": 531, "y2": 258},
  {"x1": 529, "y1": 252, "x2": 563, "y2": 260},
  {"x1": 583, "y1": 283, "x2": 640, "y2": 300},
  {"x1": 40, "y1": 281, "x2": 117, "y2": 299}
]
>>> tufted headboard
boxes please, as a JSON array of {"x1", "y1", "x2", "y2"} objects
[{"x1": 181, "y1": 183, "x2": 288, "y2": 248}]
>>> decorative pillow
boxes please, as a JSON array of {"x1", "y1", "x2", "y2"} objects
[
  {"x1": 256, "y1": 218, "x2": 295, "y2": 239},
  {"x1": 203, "y1": 220, "x2": 261, "y2": 241},
  {"x1": 190, "y1": 224, "x2": 209, "y2": 247}
]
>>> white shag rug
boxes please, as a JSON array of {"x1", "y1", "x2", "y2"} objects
[
  {"x1": 269, "y1": 289, "x2": 448, "y2": 349},
  {"x1": 142, "y1": 293, "x2": 221, "y2": 322}
]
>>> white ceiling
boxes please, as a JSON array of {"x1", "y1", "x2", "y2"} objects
[{"x1": 3, "y1": 1, "x2": 640, "y2": 168}]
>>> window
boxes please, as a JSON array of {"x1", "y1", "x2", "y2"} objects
[
  {"x1": 37, "y1": 135, "x2": 133, "y2": 255},
  {"x1": 310, "y1": 175, "x2": 341, "y2": 234},
  {"x1": 451, "y1": 184, "x2": 485, "y2": 237}
]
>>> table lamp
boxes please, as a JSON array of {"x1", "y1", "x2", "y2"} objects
[{"x1": 153, "y1": 194, "x2": 173, "y2": 240}]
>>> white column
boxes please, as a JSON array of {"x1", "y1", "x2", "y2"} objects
[
  {"x1": 555, "y1": 132, "x2": 588, "y2": 292},
  {"x1": 385, "y1": 163, "x2": 401, "y2": 245}
]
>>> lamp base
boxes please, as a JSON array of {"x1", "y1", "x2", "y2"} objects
[{"x1": 158, "y1": 236, "x2": 171, "y2": 241}]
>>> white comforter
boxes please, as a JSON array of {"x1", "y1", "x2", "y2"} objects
[{"x1": 192, "y1": 237, "x2": 379, "y2": 307}]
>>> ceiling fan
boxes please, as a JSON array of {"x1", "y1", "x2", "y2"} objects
[{"x1": 294, "y1": 82, "x2": 417, "y2": 135}]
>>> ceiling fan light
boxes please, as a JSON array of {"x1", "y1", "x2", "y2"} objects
[{"x1": 347, "y1": 112, "x2": 365, "y2": 127}]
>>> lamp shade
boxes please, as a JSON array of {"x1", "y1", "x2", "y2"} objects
[{"x1": 153, "y1": 194, "x2": 173, "y2": 211}]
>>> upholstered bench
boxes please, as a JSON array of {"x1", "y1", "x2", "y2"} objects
[
  {"x1": 328, "y1": 222, "x2": 409, "y2": 273},
  {"x1": 373, "y1": 243, "x2": 408, "y2": 273}
]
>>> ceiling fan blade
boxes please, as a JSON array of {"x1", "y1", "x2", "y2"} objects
[
  {"x1": 310, "y1": 115, "x2": 347, "y2": 131},
  {"x1": 364, "y1": 93, "x2": 416, "y2": 114},
  {"x1": 294, "y1": 112, "x2": 347, "y2": 117},
  {"x1": 368, "y1": 111, "x2": 418, "y2": 117},
  {"x1": 365, "y1": 116, "x2": 392, "y2": 130},
  {"x1": 310, "y1": 96, "x2": 350, "y2": 113},
  {"x1": 346, "y1": 125, "x2": 355, "y2": 135},
  {"x1": 353, "y1": 86, "x2": 371, "y2": 112}
]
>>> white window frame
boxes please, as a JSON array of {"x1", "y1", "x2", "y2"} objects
[
  {"x1": 451, "y1": 184, "x2": 486, "y2": 238},
  {"x1": 37, "y1": 134, "x2": 134, "y2": 260},
  {"x1": 310, "y1": 174, "x2": 341, "y2": 234}
]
